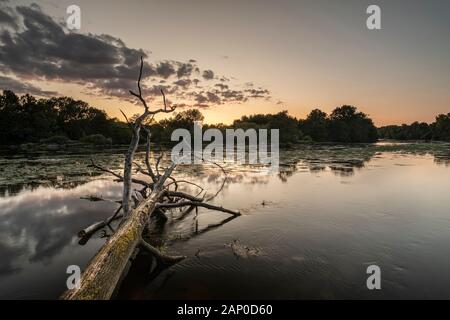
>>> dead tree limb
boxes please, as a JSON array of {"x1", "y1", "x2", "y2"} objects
[
  {"x1": 61, "y1": 57, "x2": 239, "y2": 300},
  {"x1": 62, "y1": 168, "x2": 175, "y2": 299},
  {"x1": 142, "y1": 126, "x2": 158, "y2": 182},
  {"x1": 156, "y1": 201, "x2": 240, "y2": 216},
  {"x1": 139, "y1": 237, "x2": 185, "y2": 265}
]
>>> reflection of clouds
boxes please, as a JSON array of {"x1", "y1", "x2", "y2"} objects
[
  {"x1": 0, "y1": 180, "x2": 121, "y2": 276},
  {"x1": 1, "y1": 146, "x2": 448, "y2": 278},
  {"x1": 0, "y1": 236, "x2": 26, "y2": 275}
]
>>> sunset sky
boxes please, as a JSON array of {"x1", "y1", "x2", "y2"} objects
[{"x1": 1, "y1": 0, "x2": 449, "y2": 126}]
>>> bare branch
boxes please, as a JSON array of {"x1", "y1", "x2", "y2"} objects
[
  {"x1": 119, "y1": 109, "x2": 133, "y2": 130},
  {"x1": 80, "y1": 195, "x2": 121, "y2": 204},
  {"x1": 129, "y1": 56, "x2": 149, "y2": 114},
  {"x1": 165, "y1": 191, "x2": 203, "y2": 202},
  {"x1": 193, "y1": 155, "x2": 228, "y2": 201},
  {"x1": 156, "y1": 201, "x2": 240, "y2": 216},
  {"x1": 165, "y1": 179, "x2": 203, "y2": 191},
  {"x1": 155, "y1": 151, "x2": 164, "y2": 176},
  {"x1": 139, "y1": 237, "x2": 185, "y2": 265},
  {"x1": 166, "y1": 176, "x2": 178, "y2": 191},
  {"x1": 141, "y1": 126, "x2": 158, "y2": 182},
  {"x1": 78, "y1": 205, "x2": 123, "y2": 243},
  {"x1": 63, "y1": 56, "x2": 240, "y2": 300},
  {"x1": 89, "y1": 159, "x2": 150, "y2": 188}
]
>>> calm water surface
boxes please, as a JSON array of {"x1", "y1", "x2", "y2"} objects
[{"x1": 0, "y1": 143, "x2": 449, "y2": 299}]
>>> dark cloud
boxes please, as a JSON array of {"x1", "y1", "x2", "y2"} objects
[
  {"x1": 206, "y1": 91, "x2": 221, "y2": 104},
  {"x1": 194, "y1": 93, "x2": 208, "y2": 104},
  {"x1": 0, "y1": 75, "x2": 57, "y2": 96},
  {"x1": 221, "y1": 89, "x2": 247, "y2": 102},
  {"x1": 245, "y1": 88, "x2": 270, "y2": 98},
  {"x1": 143, "y1": 84, "x2": 177, "y2": 96},
  {"x1": 0, "y1": 5, "x2": 150, "y2": 99},
  {"x1": 215, "y1": 83, "x2": 229, "y2": 91},
  {"x1": 0, "y1": 4, "x2": 273, "y2": 108},
  {"x1": 202, "y1": 69, "x2": 214, "y2": 80},
  {"x1": 176, "y1": 62, "x2": 194, "y2": 78},
  {"x1": 156, "y1": 61, "x2": 176, "y2": 79},
  {"x1": 173, "y1": 79, "x2": 191, "y2": 89},
  {"x1": 0, "y1": 6, "x2": 17, "y2": 28}
]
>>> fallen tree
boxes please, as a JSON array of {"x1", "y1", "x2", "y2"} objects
[{"x1": 61, "y1": 57, "x2": 240, "y2": 300}]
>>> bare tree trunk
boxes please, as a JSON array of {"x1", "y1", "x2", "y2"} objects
[
  {"x1": 61, "y1": 170, "x2": 176, "y2": 300},
  {"x1": 61, "y1": 56, "x2": 239, "y2": 300},
  {"x1": 122, "y1": 126, "x2": 141, "y2": 215}
]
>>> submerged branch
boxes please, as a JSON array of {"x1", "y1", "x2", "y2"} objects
[
  {"x1": 156, "y1": 201, "x2": 240, "y2": 216},
  {"x1": 139, "y1": 238, "x2": 185, "y2": 265}
]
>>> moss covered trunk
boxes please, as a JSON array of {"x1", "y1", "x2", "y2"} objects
[{"x1": 61, "y1": 189, "x2": 161, "y2": 300}]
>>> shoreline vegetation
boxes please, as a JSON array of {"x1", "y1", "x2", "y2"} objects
[{"x1": 1, "y1": 90, "x2": 449, "y2": 150}]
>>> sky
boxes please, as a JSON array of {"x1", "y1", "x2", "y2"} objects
[{"x1": 0, "y1": 0, "x2": 449, "y2": 126}]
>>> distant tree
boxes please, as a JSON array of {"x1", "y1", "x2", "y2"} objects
[
  {"x1": 377, "y1": 114, "x2": 450, "y2": 141},
  {"x1": 233, "y1": 110, "x2": 301, "y2": 144},
  {"x1": 299, "y1": 109, "x2": 329, "y2": 141},
  {"x1": 432, "y1": 113, "x2": 450, "y2": 141},
  {"x1": 328, "y1": 105, "x2": 378, "y2": 142},
  {"x1": 0, "y1": 90, "x2": 131, "y2": 145},
  {"x1": 149, "y1": 109, "x2": 205, "y2": 143},
  {"x1": 9, "y1": 90, "x2": 450, "y2": 146}
]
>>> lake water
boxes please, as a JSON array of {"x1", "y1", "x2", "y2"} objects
[{"x1": 0, "y1": 142, "x2": 449, "y2": 299}]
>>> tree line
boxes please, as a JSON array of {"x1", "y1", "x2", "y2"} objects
[
  {"x1": 377, "y1": 115, "x2": 450, "y2": 141},
  {"x1": 148, "y1": 105, "x2": 378, "y2": 144},
  {"x1": 0, "y1": 90, "x2": 130, "y2": 145},
  {"x1": 1, "y1": 90, "x2": 448, "y2": 146}
]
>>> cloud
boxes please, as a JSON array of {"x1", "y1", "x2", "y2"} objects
[
  {"x1": 193, "y1": 91, "x2": 222, "y2": 105},
  {"x1": 215, "y1": 83, "x2": 229, "y2": 90},
  {"x1": 245, "y1": 88, "x2": 270, "y2": 98},
  {"x1": 143, "y1": 84, "x2": 177, "y2": 96},
  {"x1": 156, "y1": 61, "x2": 176, "y2": 79},
  {"x1": 0, "y1": 4, "x2": 273, "y2": 108},
  {"x1": 0, "y1": 75, "x2": 57, "y2": 96},
  {"x1": 221, "y1": 89, "x2": 247, "y2": 102},
  {"x1": 0, "y1": 5, "x2": 149, "y2": 98},
  {"x1": 202, "y1": 69, "x2": 214, "y2": 80},
  {"x1": 0, "y1": 6, "x2": 17, "y2": 28},
  {"x1": 206, "y1": 91, "x2": 221, "y2": 104},
  {"x1": 173, "y1": 79, "x2": 192, "y2": 89},
  {"x1": 176, "y1": 62, "x2": 194, "y2": 78}
]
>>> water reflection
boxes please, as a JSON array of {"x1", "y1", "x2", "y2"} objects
[
  {"x1": 0, "y1": 180, "x2": 122, "y2": 298},
  {"x1": 1, "y1": 142, "x2": 450, "y2": 299},
  {"x1": 1, "y1": 143, "x2": 449, "y2": 196}
]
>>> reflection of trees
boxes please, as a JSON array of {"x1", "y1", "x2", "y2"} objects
[
  {"x1": 434, "y1": 154, "x2": 450, "y2": 167},
  {"x1": 278, "y1": 146, "x2": 374, "y2": 178},
  {"x1": 1, "y1": 143, "x2": 450, "y2": 296},
  {"x1": 2, "y1": 143, "x2": 450, "y2": 196},
  {"x1": 0, "y1": 152, "x2": 124, "y2": 196}
]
